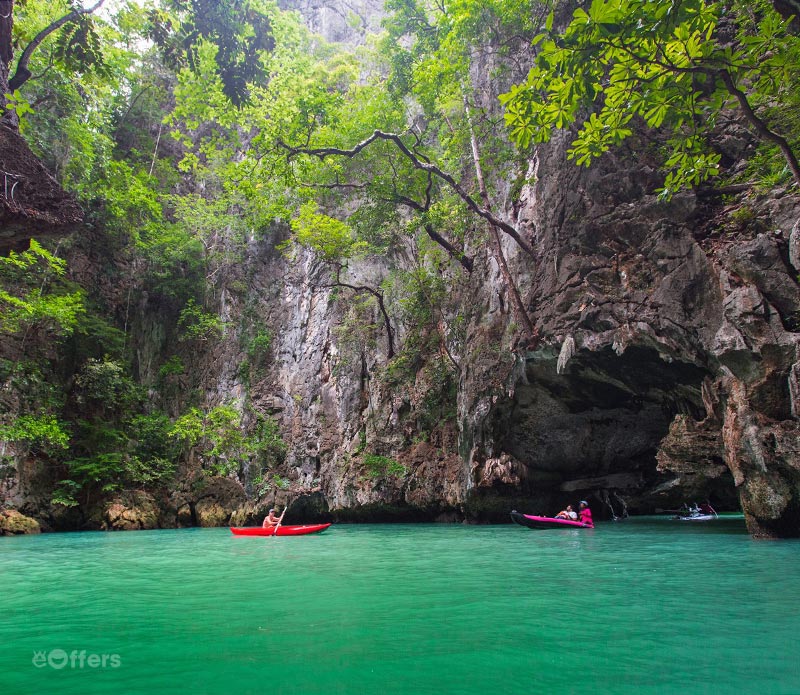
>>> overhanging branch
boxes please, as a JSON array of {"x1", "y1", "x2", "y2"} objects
[
  {"x1": 8, "y1": 0, "x2": 106, "y2": 92},
  {"x1": 316, "y1": 264, "x2": 395, "y2": 359},
  {"x1": 277, "y1": 131, "x2": 537, "y2": 259}
]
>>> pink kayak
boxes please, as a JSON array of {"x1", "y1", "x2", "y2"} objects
[
  {"x1": 511, "y1": 511, "x2": 592, "y2": 529},
  {"x1": 230, "y1": 523, "x2": 331, "y2": 537}
]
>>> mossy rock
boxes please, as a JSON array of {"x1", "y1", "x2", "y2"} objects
[
  {"x1": 102, "y1": 492, "x2": 160, "y2": 531},
  {"x1": 195, "y1": 499, "x2": 231, "y2": 527},
  {"x1": 0, "y1": 509, "x2": 41, "y2": 535}
]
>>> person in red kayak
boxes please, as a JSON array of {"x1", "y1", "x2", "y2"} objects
[
  {"x1": 579, "y1": 500, "x2": 594, "y2": 528},
  {"x1": 262, "y1": 508, "x2": 280, "y2": 529}
]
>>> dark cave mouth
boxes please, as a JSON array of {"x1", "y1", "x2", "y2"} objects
[{"x1": 492, "y1": 345, "x2": 719, "y2": 493}]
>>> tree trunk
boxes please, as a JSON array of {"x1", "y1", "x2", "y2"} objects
[
  {"x1": 464, "y1": 96, "x2": 538, "y2": 347},
  {"x1": 0, "y1": 0, "x2": 14, "y2": 123}
]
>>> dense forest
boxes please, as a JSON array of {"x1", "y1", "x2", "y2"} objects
[{"x1": 1, "y1": 0, "x2": 799, "y2": 536}]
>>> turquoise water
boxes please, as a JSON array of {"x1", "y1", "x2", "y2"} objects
[{"x1": 2, "y1": 518, "x2": 799, "y2": 695}]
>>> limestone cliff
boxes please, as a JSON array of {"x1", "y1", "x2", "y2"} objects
[
  {"x1": 167, "y1": 129, "x2": 798, "y2": 535},
  {"x1": 143, "y1": 5, "x2": 800, "y2": 537},
  {"x1": 460, "y1": 132, "x2": 800, "y2": 536}
]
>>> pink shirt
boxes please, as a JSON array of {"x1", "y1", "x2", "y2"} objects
[{"x1": 580, "y1": 508, "x2": 594, "y2": 528}]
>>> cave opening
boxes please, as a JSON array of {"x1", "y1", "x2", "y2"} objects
[{"x1": 490, "y1": 345, "x2": 737, "y2": 512}]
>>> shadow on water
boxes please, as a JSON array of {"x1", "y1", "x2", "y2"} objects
[{"x1": 601, "y1": 513, "x2": 748, "y2": 536}]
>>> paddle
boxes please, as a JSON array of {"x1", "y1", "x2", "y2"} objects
[{"x1": 271, "y1": 503, "x2": 289, "y2": 537}]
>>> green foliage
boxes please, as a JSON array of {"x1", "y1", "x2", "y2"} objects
[
  {"x1": 51, "y1": 447, "x2": 171, "y2": 507},
  {"x1": 241, "y1": 329, "x2": 273, "y2": 382},
  {"x1": 394, "y1": 266, "x2": 446, "y2": 326},
  {"x1": 13, "y1": 0, "x2": 139, "y2": 189},
  {"x1": 362, "y1": 453, "x2": 406, "y2": 479},
  {"x1": 177, "y1": 298, "x2": 226, "y2": 341},
  {"x1": 147, "y1": 0, "x2": 276, "y2": 106},
  {"x1": 246, "y1": 329, "x2": 272, "y2": 361},
  {"x1": 51, "y1": 480, "x2": 82, "y2": 507},
  {"x1": 90, "y1": 160, "x2": 165, "y2": 239},
  {"x1": 158, "y1": 355, "x2": 186, "y2": 380},
  {"x1": 0, "y1": 240, "x2": 86, "y2": 338},
  {"x1": 67, "y1": 310, "x2": 127, "y2": 361},
  {"x1": 253, "y1": 472, "x2": 289, "y2": 497},
  {"x1": 250, "y1": 412, "x2": 287, "y2": 472},
  {"x1": 49, "y1": 410, "x2": 179, "y2": 508},
  {"x1": 73, "y1": 358, "x2": 143, "y2": 413},
  {"x1": 288, "y1": 202, "x2": 360, "y2": 261},
  {"x1": 125, "y1": 412, "x2": 179, "y2": 483},
  {"x1": 500, "y1": 0, "x2": 800, "y2": 196},
  {"x1": 331, "y1": 292, "x2": 380, "y2": 356},
  {"x1": 135, "y1": 222, "x2": 207, "y2": 302},
  {"x1": 417, "y1": 355, "x2": 458, "y2": 434},
  {"x1": 60, "y1": 453, "x2": 127, "y2": 497},
  {"x1": 0, "y1": 359, "x2": 66, "y2": 414},
  {"x1": 0, "y1": 414, "x2": 70, "y2": 455},
  {"x1": 169, "y1": 405, "x2": 286, "y2": 476},
  {"x1": 51, "y1": 3, "x2": 110, "y2": 78},
  {"x1": 4, "y1": 89, "x2": 34, "y2": 126},
  {"x1": 381, "y1": 351, "x2": 415, "y2": 387}
]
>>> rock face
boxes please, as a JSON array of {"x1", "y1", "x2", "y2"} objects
[
  {"x1": 187, "y1": 150, "x2": 798, "y2": 535},
  {"x1": 197, "y1": 118, "x2": 799, "y2": 535},
  {"x1": 278, "y1": 0, "x2": 385, "y2": 44},
  {"x1": 168, "y1": 474, "x2": 247, "y2": 528},
  {"x1": 0, "y1": 125, "x2": 83, "y2": 252},
  {"x1": 453, "y1": 130, "x2": 800, "y2": 535},
  {"x1": 3, "y1": 3, "x2": 799, "y2": 539}
]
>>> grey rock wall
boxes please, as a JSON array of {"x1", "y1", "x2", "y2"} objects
[{"x1": 456, "y1": 124, "x2": 800, "y2": 535}]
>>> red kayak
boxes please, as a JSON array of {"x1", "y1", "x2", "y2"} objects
[
  {"x1": 511, "y1": 511, "x2": 591, "y2": 529},
  {"x1": 230, "y1": 524, "x2": 331, "y2": 537}
]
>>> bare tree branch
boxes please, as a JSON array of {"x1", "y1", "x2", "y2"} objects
[
  {"x1": 464, "y1": 97, "x2": 538, "y2": 347},
  {"x1": 317, "y1": 264, "x2": 395, "y2": 359},
  {"x1": 277, "y1": 131, "x2": 538, "y2": 258},
  {"x1": 304, "y1": 176, "x2": 474, "y2": 272},
  {"x1": 423, "y1": 223, "x2": 473, "y2": 272},
  {"x1": 717, "y1": 69, "x2": 800, "y2": 188}
]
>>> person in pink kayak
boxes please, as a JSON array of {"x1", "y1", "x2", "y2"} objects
[
  {"x1": 555, "y1": 504, "x2": 578, "y2": 520},
  {"x1": 262, "y1": 508, "x2": 280, "y2": 529},
  {"x1": 579, "y1": 500, "x2": 594, "y2": 528}
]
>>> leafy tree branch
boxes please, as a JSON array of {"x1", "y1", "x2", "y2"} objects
[
  {"x1": 501, "y1": 0, "x2": 800, "y2": 196},
  {"x1": 7, "y1": 0, "x2": 106, "y2": 92}
]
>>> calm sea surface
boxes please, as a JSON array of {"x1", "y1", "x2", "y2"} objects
[{"x1": 1, "y1": 518, "x2": 798, "y2": 695}]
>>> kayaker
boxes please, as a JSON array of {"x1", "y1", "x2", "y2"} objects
[
  {"x1": 579, "y1": 500, "x2": 594, "y2": 528},
  {"x1": 555, "y1": 504, "x2": 578, "y2": 520},
  {"x1": 262, "y1": 508, "x2": 280, "y2": 529}
]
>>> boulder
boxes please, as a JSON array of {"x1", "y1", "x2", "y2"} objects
[
  {"x1": 195, "y1": 499, "x2": 231, "y2": 527},
  {"x1": 0, "y1": 509, "x2": 40, "y2": 534},
  {"x1": 102, "y1": 492, "x2": 160, "y2": 531}
]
